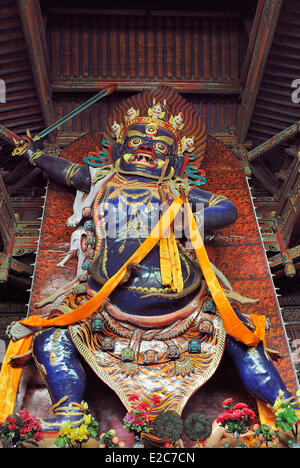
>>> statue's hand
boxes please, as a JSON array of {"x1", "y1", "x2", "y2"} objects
[
  {"x1": 6, "y1": 321, "x2": 35, "y2": 341},
  {"x1": 12, "y1": 129, "x2": 38, "y2": 157},
  {"x1": 66, "y1": 214, "x2": 79, "y2": 228}
]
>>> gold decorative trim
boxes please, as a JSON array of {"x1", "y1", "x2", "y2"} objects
[
  {"x1": 29, "y1": 151, "x2": 43, "y2": 165},
  {"x1": 65, "y1": 163, "x2": 81, "y2": 186},
  {"x1": 39, "y1": 417, "x2": 83, "y2": 428},
  {"x1": 208, "y1": 194, "x2": 227, "y2": 207}
]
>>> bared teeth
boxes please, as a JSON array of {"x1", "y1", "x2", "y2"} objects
[{"x1": 132, "y1": 152, "x2": 154, "y2": 165}]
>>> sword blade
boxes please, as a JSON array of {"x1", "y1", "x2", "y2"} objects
[
  {"x1": 37, "y1": 85, "x2": 116, "y2": 139},
  {"x1": 0, "y1": 85, "x2": 116, "y2": 147}
]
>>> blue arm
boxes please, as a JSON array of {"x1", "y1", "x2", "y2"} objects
[{"x1": 188, "y1": 186, "x2": 238, "y2": 231}]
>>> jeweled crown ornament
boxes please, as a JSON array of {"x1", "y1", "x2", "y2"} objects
[
  {"x1": 111, "y1": 97, "x2": 185, "y2": 156},
  {"x1": 103, "y1": 86, "x2": 207, "y2": 184}
]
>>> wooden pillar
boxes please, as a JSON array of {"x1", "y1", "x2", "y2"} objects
[
  {"x1": 17, "y1": 0, "x2": 54, "y2": 133},
  {"x1": 236, "y1": 0, "x2": 282, "y2": 143}
]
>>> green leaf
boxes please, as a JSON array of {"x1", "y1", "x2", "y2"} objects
[
  {"x1": 275, "y1": 417, "x2": 293, "y2": 433},
  {"x1": 55, "y1": 436, "x2": 68, "y2": 448},
  {"x1": 88, "y1": 428, "x2": 98, "y2": 438},
  {"x1": 91, "y1": 420, "x2": 99, "y2": 430},
  {"x1": 284, "y1": 407, "x2": 298, "y2": 424}
]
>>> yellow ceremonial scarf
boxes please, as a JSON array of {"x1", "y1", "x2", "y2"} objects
[{"x1": 0, "y1": 194, "x2": 265, "y2": 421}]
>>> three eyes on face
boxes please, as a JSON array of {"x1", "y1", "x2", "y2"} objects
[{"x1": 128, "y1": 137, "x2": 169, "y2": 155}]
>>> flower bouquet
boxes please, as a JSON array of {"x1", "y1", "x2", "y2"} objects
[
  {"x1": 0, "y1": 410, "x2": 42, "y2": 448},
  {"x1": 55, "y1": 401, "x2": 99, "y2": 448},
  {"x1": 216, "y1": 398, "x2": 256, "y2": 447},
  {"x1": 123, "y1": 393, "x2": 161, "y2": 435}
]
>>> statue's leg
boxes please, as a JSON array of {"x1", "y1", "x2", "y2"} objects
[
  {"x1": 32, "y1": 327, "x2": 86, "y2": 431},
  {"x1": 225, "y1": 337, "x2": 293, "y2": 405},
  {"x1": 225, "y1": 313, "x2": 293, "y2": 406}
]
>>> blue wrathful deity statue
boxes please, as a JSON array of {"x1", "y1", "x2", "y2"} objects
[{"x1": 4, "y1": 87, "x2": 295, "y2": 431}]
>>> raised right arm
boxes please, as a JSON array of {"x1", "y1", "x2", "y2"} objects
[{"x1": 17, "y1": 136, "x2": 91, "y2": 193}]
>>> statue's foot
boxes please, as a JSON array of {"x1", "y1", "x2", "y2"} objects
[{"x1": 39, "y1": 397, "x2": 86, "y2": 432}]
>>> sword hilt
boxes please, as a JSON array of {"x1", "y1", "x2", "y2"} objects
[{"x1": 11, "y1": 134, "x2": 41, "y2": 157}]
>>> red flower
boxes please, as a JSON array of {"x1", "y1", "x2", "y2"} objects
[
  {"x1": 231, "y1": 410, "x2": 244, "y2": 419},
  {"x1": 137, "y1": 402, "x2": 149, "y2": 411},
  {"x1": 151, "y1": 395, "x2": 161, "y2": 405},
  {"x1": 232, "y1": 403, "x2": 248, "y2": 411},
  {"x1": 129, "y1": 394, "x2": 139, "y2": 402},
  {"x1": 20, "y1": 428, "x2": 28, "y2": 437},
  {"x1": 221, "y1": 398, "x2": 233, "y2": 408},
  {"x1": 243, "y1": 408, "x2": 255, "y2": 420},
  {"x1": 216, "y1": 411, "x2": 233, "y2": 424},
  {"x1": 33, "y1": 421, "x2": 41, "y2": 431},
  {"x1": 34, "y1": 432, "x2": 42, "y2": 442},
  {"x1": 8, "y1": 423, "x2": 18, "y2": 431},
  {"x1": 134, "y1": 416, "x2": 145, "y2": 426},
  {"x1": 6, "y1": 416, "x2": 16, "y2": 424}
]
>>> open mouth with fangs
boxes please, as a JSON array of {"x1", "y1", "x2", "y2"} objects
[{"x1": 131, "y1": 147, "x2": 156, "y2": 168}]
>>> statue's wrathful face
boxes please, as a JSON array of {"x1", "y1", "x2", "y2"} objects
[{"x1": 117, "y1": 123, "x2": 178, "y2": 179}]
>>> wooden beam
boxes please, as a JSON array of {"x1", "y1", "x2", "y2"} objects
[
  {"x1": 17, "y1": 0, "x2": 54, "y2": 133},
  {"x1": 48, "y1": 8, "x2": 242, "y2": 18},
  {"x1": 250, "y1": 161, "x2": 279, "y2": 197},
  {"x1": 248, "y1": 121, "x2": 300, "y2": 162},
  {"x1": 236, "y1": 0, "x2": 283, "y2": 143},
  {"x1": 7, "y1": 167, "x2": 42, "y2": 195},
  {"x1": 270, "y1": 244, "x2": 300, "y2": 268},
  {"x1": 51, "y1": 79, "x2": 242, "y2": 95},
  {"x1": 240, "y1": 0, "x2": 265, "y2": 87},
  {"x1": 233, "y1": 122, "x2": 300, "y2": 163}
]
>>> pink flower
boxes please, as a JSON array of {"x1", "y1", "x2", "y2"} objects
[
  {"x1": 221, "y1": 398, "x2": 233, "y2": 408},
  {"x1": 125, "y1": 413, "x2": 133, "y2": 423}
]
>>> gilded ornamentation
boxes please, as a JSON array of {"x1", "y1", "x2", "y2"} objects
[
  {"x1": 49, "y1": 329, "x2": 62, "y2": 366},
  {"x1": 174, "y1": 358, "x2": 195, "y2": 377}
]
